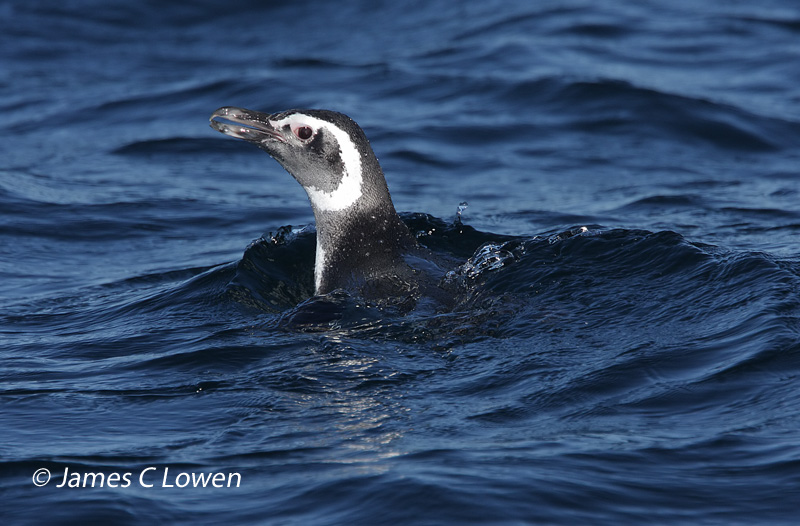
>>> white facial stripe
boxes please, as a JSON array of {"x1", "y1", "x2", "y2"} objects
[{"x1": 269, "y1": 114, "x2": 363, "y2": 212}]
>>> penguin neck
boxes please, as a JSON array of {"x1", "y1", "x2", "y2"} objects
[{"x1": 310, "y1": 198, "x2": 417, "y2": 295}]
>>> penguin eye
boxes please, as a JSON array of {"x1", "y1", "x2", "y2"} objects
[{"x1": 293, "y1": 126, "x2": 314, "y2": 141}]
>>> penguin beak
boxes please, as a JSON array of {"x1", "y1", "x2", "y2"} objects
[{"x1": 209, "y1": 107, "x2": 286, "y2": 144}]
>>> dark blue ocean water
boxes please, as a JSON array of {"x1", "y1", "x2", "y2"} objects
[{"x1": 2, "y1": 1, "x2": 800, "y2": 524}]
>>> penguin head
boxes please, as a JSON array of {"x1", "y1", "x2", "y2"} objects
[{"x1": 211, "y1": 107, "x2": 388, "y2": 214}]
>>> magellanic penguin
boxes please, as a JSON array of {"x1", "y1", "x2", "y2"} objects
[{"x1": 210, "y1": 106, "x2": 430, "y2": 301}]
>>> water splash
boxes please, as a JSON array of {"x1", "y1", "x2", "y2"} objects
[
  {"x1": 443, "y1": 240, "x2": 522, "y2": 286},
  {"x1": 455, "y1": 201, "x2": 469, "y2": 225}
]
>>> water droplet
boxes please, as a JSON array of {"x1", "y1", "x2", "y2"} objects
[{"x1": 455, "y1": 201, "x2": 469, "y2": 225}]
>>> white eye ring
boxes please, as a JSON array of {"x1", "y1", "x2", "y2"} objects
[{"x1": 292, "y1": 124, "x2": 314, "y2": 141}]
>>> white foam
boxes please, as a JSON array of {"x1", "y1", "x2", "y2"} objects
[{"x1": 269, "y1": 114, "x2": 363, "y2": 212}]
